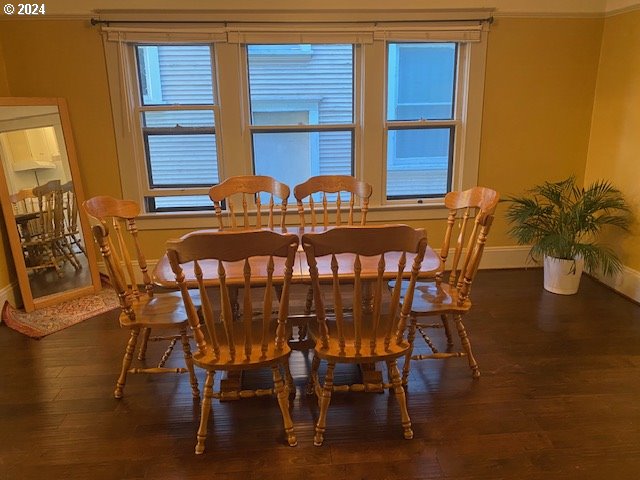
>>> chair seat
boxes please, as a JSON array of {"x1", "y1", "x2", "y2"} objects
[
  {"x1": 390, "y1": 280, "x2": 472, "y2": 314},
  {"x1": 119, "y1": 290, "x2": 189, "y2": 328},
  {"x1": 308, "y1": 315, "x2": 410, "y2": 363},
  {"x1": 192, "y1": 321, "x2": 292, "y2": 371}
]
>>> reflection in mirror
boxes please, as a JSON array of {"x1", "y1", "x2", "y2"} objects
[{"x1": 0, "y1": 98, "x2": 100, "y2": 312}]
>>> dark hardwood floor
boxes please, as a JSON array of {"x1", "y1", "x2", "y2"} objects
[{"x1": 1, "y1": 269, "x2": 640, "y2": 479}]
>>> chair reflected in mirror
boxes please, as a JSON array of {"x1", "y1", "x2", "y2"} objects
[{"x1": 11, "y1": 179, "x2": 82, "y2": 278}]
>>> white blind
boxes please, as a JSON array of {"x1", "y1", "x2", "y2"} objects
[
  {"x1": 101, "y1": 20, "x2": 488, "y2": 44},
  {"x1": 102, "y1": 26, "x2": 227, "y2": 43},
  {"x1": 374, "y1": 22, "x2": 485, "y2": 42}
]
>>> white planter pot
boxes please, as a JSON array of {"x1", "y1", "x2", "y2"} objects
[{"x1": 543, "y1": 255, "x2": 584, "y2": 295}]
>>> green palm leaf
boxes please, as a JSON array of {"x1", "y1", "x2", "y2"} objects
[{"x1": 504, "y1": 176, "x2": 631, "y2": 275}]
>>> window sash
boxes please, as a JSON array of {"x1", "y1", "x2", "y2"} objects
[{"x1": 384, "y1": 40, "x2": 466, "y2": 202}]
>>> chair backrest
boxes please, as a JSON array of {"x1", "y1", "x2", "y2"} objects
[
  {"x1": 302, "y1": 225, "x2": 427, "y2": 356},
  {"x1": 32, "y1": 180, "x2": 64, "y2": 240},
  {"x1": 60, "y1": 180, "x2": 79, "y2": 235},
  {"x1": 10, "y1": 188, "x2": 41, "y2": 239},
  {"x1": 166, "y1": 230, "x2": 299, "y2": 362},
  {"x1": 294, "y1": 175, "x2": 372, "y2": 228},
  {"x1": 439, "y1": 186, "x2": 499, "y2": 303},
  {"x1": 83, "y1": 195, "x2": 153, "y2": 314},
  {"x1": 208, "y1": 175, "x2": 290, "y2": 230},
  {"x1": 9, "y1": 188, "x2": 38, "y2": 215}
]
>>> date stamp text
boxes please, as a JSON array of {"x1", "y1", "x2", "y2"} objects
[{"x1": 3, "y1": 3, "x2": 46, "y2": 15}]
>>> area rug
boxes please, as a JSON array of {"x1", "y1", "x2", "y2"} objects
[{"x1": 1, "y1": 288, "x2": 120, "y2": 339}]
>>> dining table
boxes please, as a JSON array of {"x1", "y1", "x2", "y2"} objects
[
  {"x1": 152, "y1": 225, "x2": 442, "y2": 395},
  {"x1": 153, "y1": 226, "x2": 442, "y2": 288}
]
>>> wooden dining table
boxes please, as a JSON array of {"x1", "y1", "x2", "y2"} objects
[
  {"x1": 152, "y1": 225, "x2": 442, "y2": 395},
  {"x1": 153, "y1": 226, "x2": 442, "y2": 288}
]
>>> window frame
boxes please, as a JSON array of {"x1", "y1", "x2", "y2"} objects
[
  {"x1": 101, "y1": 19, "x2": 488, "y2": 229},
  {"x1": 383, "y1": 40, "x2": 468, "y2": 205},
  {"x1": 243, "y1": 43, "x2": 358, "y2": 191},
  {"x1": 130, "y1": 43, "x2": 222, "y2": 212}
]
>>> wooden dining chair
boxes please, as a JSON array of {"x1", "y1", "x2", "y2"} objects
[
  {"x1": 301, "y1": 225, "x2": 427, "y2": 446},
  {"x1": 60, "y1": 180, "x2": 86, "y2": 255},
  {"x1": 208, "y1": 175, "x2": 290, "y2": 230},
  {"x1": 83, "y1": 195, "x2": 199, "y2": 400},
  {"x1": 21, "y1": 180, "x2": 81, "y2": 275},
  {"x1": 294, "y1": 175, "x2": 372, "y2": 229},
  {"x1": 208, "y1": 174, "x2": 291, "y2": 321},
  {"x1": 10, "y1": 187, "x2": 46, "y2": 270},
  {"x1": 166, "y1": 229, "x2": 300, "y2": 454},
  {"x1": 292, "y1": 175, "x2": 373, "y2": 343},
  {"x1": 391, "y1": 186, "x2": 499, "y2": 381}
]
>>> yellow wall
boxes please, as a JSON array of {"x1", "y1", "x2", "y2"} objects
[
  {"x1": 0, "y1": 15, "x2": 610, "y2": 290},
  {"x1": 480, "y1": 17, "x2": 603, "y2": 244},
  {"x1": 585, "y1": 10, "x2": 640, "y2": 272}
]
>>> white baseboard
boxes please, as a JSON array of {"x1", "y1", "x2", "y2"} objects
[
  {"x1": 479, "y1": 245, "x2": 533, "y2": 270},
  {"x1": 589, "y1": 265, "x2": 640, "y2": 304}
]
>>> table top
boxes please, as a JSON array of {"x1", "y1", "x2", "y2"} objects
[
  {"x1": 153, "y1": 227, "x2": 442, "y2": 288},
  {"x1": 14, "y1": 211, "x2": 39, "y2": 224}
]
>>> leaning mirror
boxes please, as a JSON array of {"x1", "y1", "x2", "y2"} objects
[{"x1": 0, "y1": 97, "x2": 101, "y2": 312}]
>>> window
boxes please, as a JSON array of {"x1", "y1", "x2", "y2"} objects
[
  {"x1": 102, "y1": 18, "x2": 487, "y2": 223},
  {"x1": 247, "y1": 44, "x2": 355, "y2": 199},
  {"x1": 386, "y1": 42, "x2": 457, "y2": 199},
  {"x1": 134, "y1": 44, "x2": 220, "y2": 212}
]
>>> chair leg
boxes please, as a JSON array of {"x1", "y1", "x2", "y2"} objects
[
  {"x1": 230, "y1": 286, "x2": 240, "y2": 320},
  {"x1": 387, "y1": 359, "x2": 413, "y2": 440},
  {"x1": 137, "y1": 327, "x2": 152, "y2": 360},
  {"x1": 272, "y1": 364, "x2": 297, "y2": 447},
  {"x1": 304, "y1": 285, "x2": 314, "y2": 316},
  {"x1": 441, "y1": 314, "x2": 454, "y2": 347},
  {"x1": 402, "y1": 315, "x2": 417, "y2": 386},
  {"x1": 314, "y1": 362, "x2": 335, "y2": 447},
  {"x1": 180, "y1": 327, "x2": 200, "y2": 399},
  {"x1": 283, "y1": 358, "x2": 295, "y2": 397},
  {"x1": 196, "y1": 370, "x2": 215, "y2": 455},
  {"x1": 454, "y1": 314, "x2": 480, "y2": 379},
  {"x1": 306, "y1": 353, "x2": 321, "y2": 396},
  {"x1": 61, "y1": 237, "x2": 81, "y2": 270},
  {"x1": 115, "y1": 329, "x2": 139, "y2": 399},
  {"x1": 71, "y1": 234, "x2": 86, "y2": 255}
]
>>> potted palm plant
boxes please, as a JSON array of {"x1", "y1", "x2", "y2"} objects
[{"x1": 505, "y1": 176, "x2": 631, "y2": 295}]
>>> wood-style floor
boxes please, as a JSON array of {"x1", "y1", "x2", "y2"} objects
[{"x1": 1, "y1": 269, "x2": 639, "y2": 480}]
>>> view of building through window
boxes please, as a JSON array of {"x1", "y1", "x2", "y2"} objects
[
  {"x1": 386, "y1": 42, "x2": 457, "y2": 199},
  {"x1": 132, "y1": 41, "x2": 462, "y2": 212},
  {"x1": 248, "y1": 44, "x2": 354, "y2": 201}
]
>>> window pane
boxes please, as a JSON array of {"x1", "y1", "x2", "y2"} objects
[
  {"x1": 247, "y1": 44, "x2": 353, "y2": 126},
  {"x1": 253, "y1": 131, "x2": 352, "y2": 199},
  {"x1": 147, "y1": 195, "x2": 213, "y2": 212},
  {"x1": 136, "y1": 45, "x2": 214, "y2": 105},
  {"x1": 143, "y1": 110, "x2": 214, "y2": 128},
  {"x1": 386, "y1": 128, "x2": 452, "y2": 198},
  {"x1": 387, "y1": 43, "x2": 456, "y2": 121},
  {"x1": 146, "y1": 134, "x2": 218, "y2": 187}
]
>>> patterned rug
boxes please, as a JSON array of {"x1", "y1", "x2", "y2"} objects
[{"x1": 1, "y1": 288, "x2": 120, "y2": 339}]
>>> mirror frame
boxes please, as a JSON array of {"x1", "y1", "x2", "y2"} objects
[{"x1": 0, "y1": 97, "x2": 101, "y2": 312}]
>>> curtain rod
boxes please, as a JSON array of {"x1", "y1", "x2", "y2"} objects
[{"x1": 90, "y1": 17, "x2": 494, "y2": 27}]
